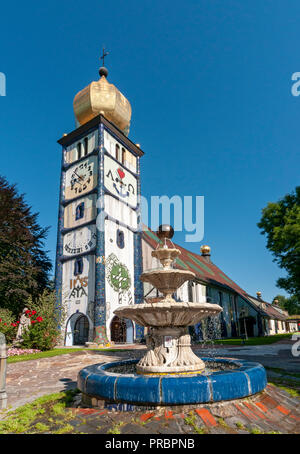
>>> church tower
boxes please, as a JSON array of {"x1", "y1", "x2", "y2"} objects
[{"x1": 55, "y1": 58, "x2": 144, "y2": 346}]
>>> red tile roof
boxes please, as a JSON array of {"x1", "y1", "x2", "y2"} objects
[
  {"x1": 142, "y1": 227, "x2": 250, "y2": 298},
  {"x1": 142, "y1": 227, "x2": 288, "y2": 321}
]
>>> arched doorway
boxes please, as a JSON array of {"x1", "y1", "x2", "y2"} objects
[
  {"x1": 110, "y1": 316, "x2": 128, "y2": 343},
  {"x1": 74, "y1": 314, "x2": 89, "y2": 345}
]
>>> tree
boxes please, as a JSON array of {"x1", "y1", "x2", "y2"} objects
[
  {"x1": 258, "y1": 186, "x2": 300, "y2": 299},
  {"x1": 0, "y1": 176, "x2": 52, "y2": 317},
  {"x1": 273, "y1": 294, "x2": 300, "y2": 316}
]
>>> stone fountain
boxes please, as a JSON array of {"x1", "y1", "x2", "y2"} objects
[
  {"x1": 114, "y1": 224, "x2": 222, "y2": 375},
  {"x1": 78, "y1": 225, "x2": 267, "y2": 409}
]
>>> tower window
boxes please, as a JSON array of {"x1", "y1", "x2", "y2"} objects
[
  {"x1": 121, "y1": 147, "x2": 126, "y2": 165},
  {"x1": 218, "y1": 291, "x2": 223, "y2": 306},
  {"x1": 74, "y1": 258, "x2": 83, "y2": 276},
  {"x1": 77, "y1": 142, "x2": 82, "y2": 160},
  {"x1": 83, "y1": 138, "x2": 88, "y2": 156},
  {"x1": 75, "y1": 202, "x2": 85, "y2": 220},
  {"x1": 115, "y1": 144, "x2": 120, "y2": 161},
  {"x1": 116, "y1": 229, "x2": 125, "y2": 249}
]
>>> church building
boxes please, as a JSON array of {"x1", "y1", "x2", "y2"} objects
[{"x1": 55, "y1": 61, "x2": 292, "y2": 346}]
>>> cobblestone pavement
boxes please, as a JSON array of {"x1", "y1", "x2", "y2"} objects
[
  {"x1": 58, "y1": 385, "x2": 300, "y2": 434},
  {"x1": 5, "y1": 348, "x2": 145, "y2": 411},
  {"x1": 194, "y1": 340, "x2": 300, "y2": 374},
  {"x1": 3, "y1": 343, "x2": 300, "y2": 434}
]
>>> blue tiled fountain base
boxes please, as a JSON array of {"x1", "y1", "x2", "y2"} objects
[{"x1": 77, "y1": 358, "x2": 267, "y2": 410}]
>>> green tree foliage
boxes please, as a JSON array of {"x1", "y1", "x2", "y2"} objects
[
  {"x1": 273, "y1": 294, "x2": 300, "y2": 316},
  {"x1": 0, "y1": 176, "x2": 52, "y2": 317},
  {"x1": 21, "y1": 290, "x2": 61, "y2": 351},
  {"x1": 258, "y1": 186, "x2": 300, "y2": 299}
]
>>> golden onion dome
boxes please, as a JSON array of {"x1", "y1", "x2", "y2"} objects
[
  {"x1": 200, "y1": 245, "x2": 211, "y2": 255},
  {"x1": 73, "y1": 67, "x2": 132, "y2": 136}
]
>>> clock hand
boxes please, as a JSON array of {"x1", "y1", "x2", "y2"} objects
[{"x1": 74, "y1": 170, "x2": 84, "y2": 181}]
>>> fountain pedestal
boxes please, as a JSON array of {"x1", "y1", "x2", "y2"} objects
[{"x1": 137, "y1": 326, "x2": 205, "y2": 374}]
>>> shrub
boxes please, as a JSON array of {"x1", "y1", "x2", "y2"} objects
[
  {"x1": 21, "y1": 290, "x2": 61, "y2": 351},
  {"x1": 0, "y1": 308, "x2": 19, "y2": 344}
]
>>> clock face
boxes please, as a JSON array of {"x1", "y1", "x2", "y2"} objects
[
  {"x1": 63, "y1": 225, "x2": 97, "y2": 256},
  {"x1": 104, "y1": 155, "x2": 137, "y2": 208},
  {"x1": 65, "y1": 157, "x2": 97, "y2": 200}
]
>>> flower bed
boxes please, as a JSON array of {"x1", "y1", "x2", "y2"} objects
[{"x1": 7, "y1": 348, "x2": 41, "y2": 357}]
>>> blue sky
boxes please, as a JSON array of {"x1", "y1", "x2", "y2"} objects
[{"x1": 0, "y1": 0, "x2": 299, "y2": 302}]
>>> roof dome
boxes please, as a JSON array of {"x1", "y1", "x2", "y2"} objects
[
  {"x1": 73, "y1": 67, "x2": 132, "y2": 136},
  {"x1": 200, "y1": 245, "x2": 211, "y2": 255}
]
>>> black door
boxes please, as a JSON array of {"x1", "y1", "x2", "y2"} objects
[{"x1": 74, "y1": 315, "x2": 89, "y2": 345}]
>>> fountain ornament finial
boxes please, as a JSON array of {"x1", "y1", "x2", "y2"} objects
[
  {"x1": 157, "y1": 224, "x2": 174, "y2": 240},
  {"x1": 157, "y1": 224, "x2": 174, "y2": 249}
]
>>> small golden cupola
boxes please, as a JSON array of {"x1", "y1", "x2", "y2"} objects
[{"x1": 73, "y1": 53, "x2": 132, "y2": 136}]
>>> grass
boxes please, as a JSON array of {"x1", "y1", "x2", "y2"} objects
[
  {"x1": 184, "y1": 412, "x2": 207, "y2": 434},
  {"x1": 235, "y1": 421, "x2": 246, "y2": 430},
  {"x1": 0, "y1": 389, "x2": 80, "y2": 434},
  {"x1": 7, "y1": 347, "x2": 132, "y2": 364},
  {"x1": 265, "y1": 367, "x2": 300, "y2": 380},
  {"x1": 205, "y1": 333, "x2": 293, "y2": 346},
  {"x1": 107, "y1": 422, "x2": 125, "y2": 434},
  {"x1": 269, "y1": 381, "x2": 300, "y2": 398}
]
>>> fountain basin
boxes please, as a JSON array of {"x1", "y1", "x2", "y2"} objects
[
  {"x1": 77, "y1": 358, "x2": 267, "y2": 408},
  {"x1": 114, "y1": 302, "x2": 222, "y2": 327},
  {"x1": 140, "y1": 269, "x2": 195, "y2": 297}
]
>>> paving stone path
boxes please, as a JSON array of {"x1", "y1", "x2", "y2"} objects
[
  {"x1": 3, "y1": 344, "x2": 300, "y2": 434},
  {"x1": 63, "y1": 384, "x2": 300, "y2": 434},
  {"x1": 5, "y1": 348, "x2": 145, "y2": 411}
]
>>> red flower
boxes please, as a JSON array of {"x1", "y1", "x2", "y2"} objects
[
  {"x1": 0, "y1": 319, "x2": 2, "y2": 322},
  {"x1": 31, "y1": 310, "x2": 37, "y2": 315},
  {"x1": 25, "y1": 310, "x2": 31, "y2": 315},
  {"x1": 36, "y1": 316, "x2": 43, "y2": 322},
  {"x1": 31, "y1": 320, "x2": 37, "y2": 324}
]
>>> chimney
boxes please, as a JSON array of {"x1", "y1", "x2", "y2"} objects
[{"x1": 201, "y1": 245, "x2": 211, "y2": 263}]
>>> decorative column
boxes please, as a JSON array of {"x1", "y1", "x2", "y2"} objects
[
  {"x1": 54, "y1": 148, "x2": 66, "y2": 343},
  {"x1": 134, "y1": 155, "x2": 144, "y2": 340},
  {"x1": 94, "y1": 123, "x2": 108, "y2": 344}
]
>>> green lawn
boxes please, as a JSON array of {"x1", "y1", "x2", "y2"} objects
[
  {"x1": 199, "y1": 333, "x2": 294, "y2": 346},
  {"x1": 7, "y1": 347, "x2": 131, "y2": 364},
  {"x1": 0, "y1": 389, "x2": 81, "y2": 434},
  {"x1": 6, "y1": 332, "x2": 298, "y2": 363}
]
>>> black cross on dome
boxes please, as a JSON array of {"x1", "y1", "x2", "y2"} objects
[{"x1": 99, "y1": 47, "x2": 109, "y2": 77}]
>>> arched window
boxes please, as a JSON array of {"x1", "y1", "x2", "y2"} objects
[
  {"x1": 74, "y1": 258, "x2": 83, "y2": 276},
  {"x1": 121, "y1": 147, "x2": 126, "y2": 165},
  {"x1": 116, "y1": 229, "x2": 125, "y2": 249},
  {"x1": 115, "y1": 144, "x2": 120, "y2": 161},
  {"x1": 75, "y1": 202, "x2": 85, "y2": 220},
  {"x1": 77, "y1": 142, "x2": 82, "y2": 160},
  {"x1": 83, "y1": 137, "x2": 88, "y2": 156}
]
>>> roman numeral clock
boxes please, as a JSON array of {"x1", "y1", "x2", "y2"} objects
[{"x1": 55, "y1": 62, "x2": 144, "y2": 346}]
